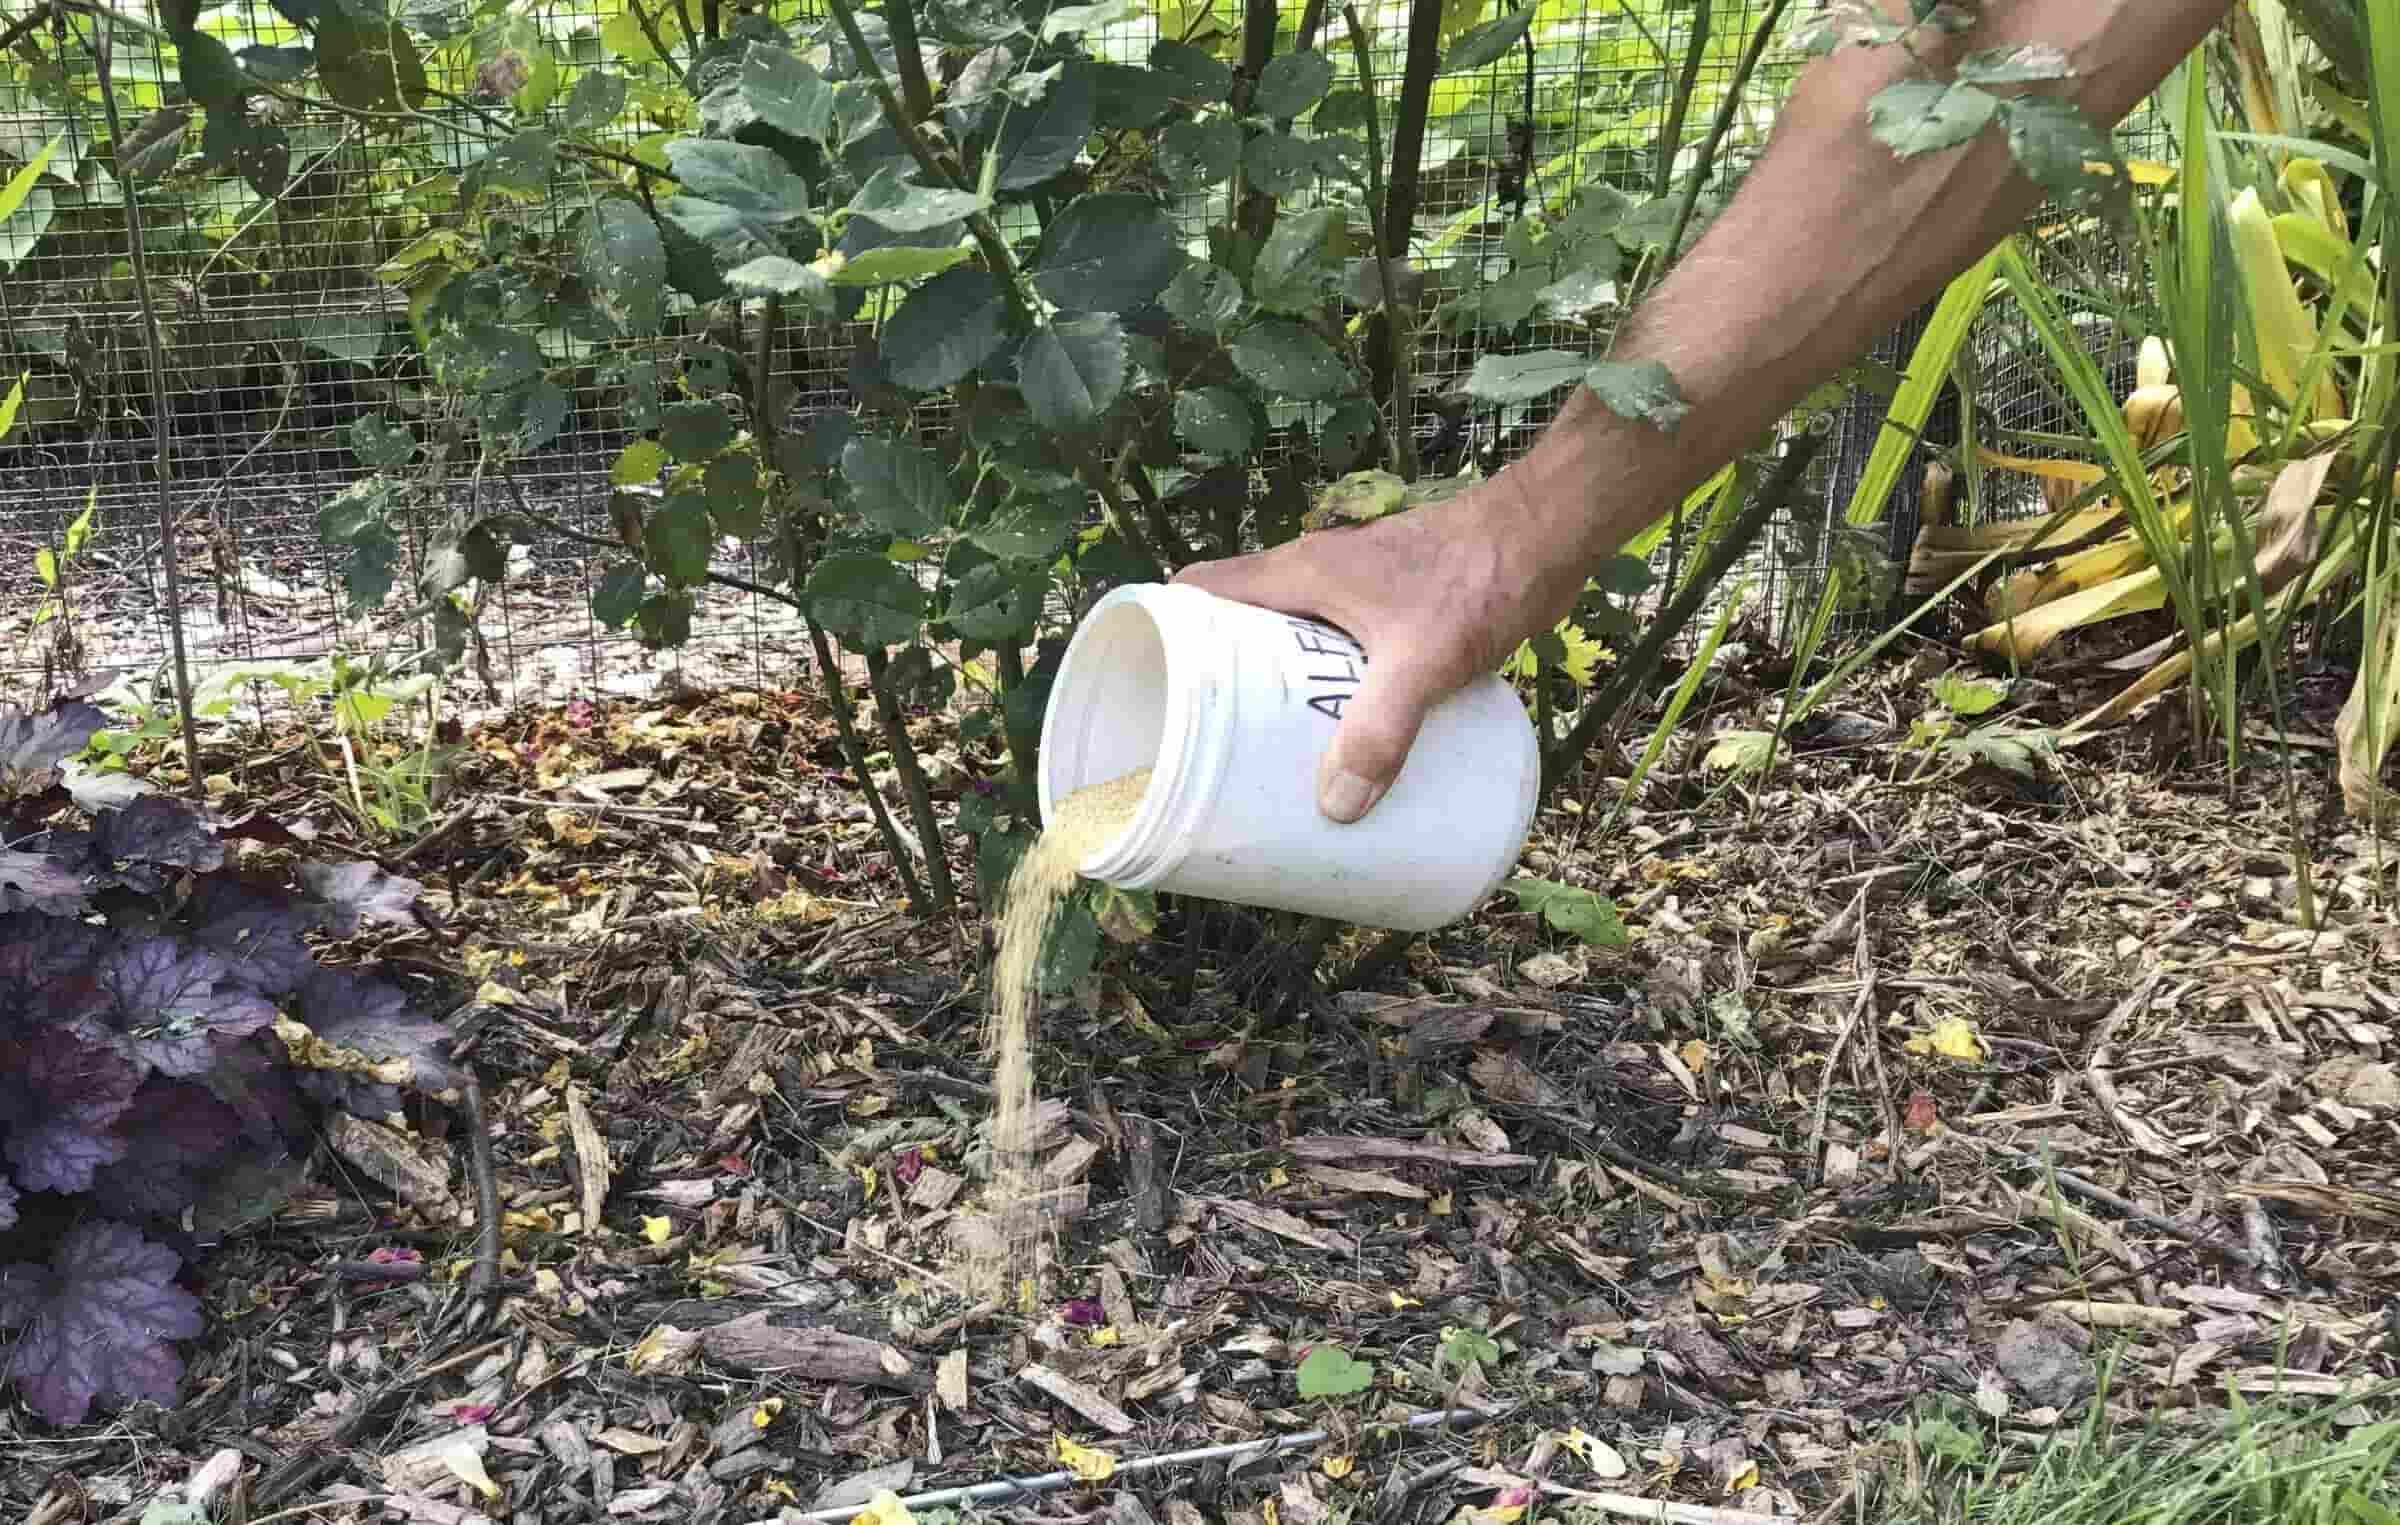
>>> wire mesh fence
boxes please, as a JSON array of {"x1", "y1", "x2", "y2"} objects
[{"x1": 0, "y1": 0, "x2": 2144, "y2": 723}]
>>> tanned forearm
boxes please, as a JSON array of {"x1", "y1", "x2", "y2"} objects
[{"x1": 1487, "y1": 0, "x2": 2233, "y2": 571}]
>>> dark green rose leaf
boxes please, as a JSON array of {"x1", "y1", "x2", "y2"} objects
[
  {"x1": 845, "y1": 164, "x2": 990, "y2": 232},
  {"x1": 180, "y1": 31, "x2": 248, "y2": 110},
  {"x1": 320, "y1": 477, "x2": 403, "y2": 618},
  {"x1": 991, "y1": 58, "x2": 1094, "y2": 189},
  {"x1": 665, "y1": 138, "x2": 812, "y2": 218},
  {"x1": 644, "y1": 489, "x2": 715, "y2": 586},
  {"x1": 1156, "y1": 117, "x2": 1240, "y2": 185},
  {"x1": 200, "y1": 111, "x2": 288, "y2": 196},
  {"x1": 741, "y1": 44, "x2": 835, "y2": 141},
  {"x1": 1252, "y1": 48, "x2": 1332, "y2": 118},
  {"x1": 926, "y1": 0, "x2": 1029, "y2": 44},
  {"x1": 829, "y1": 243, "x2": 972, "y2": 285},
  {"x1": 970, "y1": 487, "x2": 1080, "y2": 560},
  {"x1": 562, "y1": 68, "x2": 628, "y2": 132},
  {"x1": 883, "y1": 267, "x2": 1011, "y2": 390},
  {"x1": 1241, "y1": 130, "x2": 1321, "y2": 195},
  {"x1": 316, "y1": 13, "x2": 429, "y2": 112},
  {"x1": 349, "y1": 414, "x2": 417, "y2": 469},
  {"x1": 1249, "y1": 205, "x2": 1343, "y2": 313},
  {"x1": 427, "y1": 322, "x2": 543, "y2": 394},
  {"x1": 944, "y1": 560, "x2": 1044, "y2": 640},
  {"x1": 237, "y1": 44, "x2": 314, "y2": 83},
  {"x1": 843, "y1": 434, "x2": 951, "y2": 536},
  {"x1": 660, "y1": 398, "x2": 737, "y2": 460},
  {"x1": 1866, "y1": 78, "x2": 2000, "y2": 158},
  {"x1": 1228, "y1": 320, "x2": 1345, "y2": 400},
  {"x1": 593, "y1": 561, "x2": 648, "y2": 628},
  {"x1": 807, "y1": 553, "x2": 926, "y2": 649},
  {"x1": 724, "y1": 254, "x2": 835, "y2": 311},
  {"x1": 1441, "y1": 8, "x2": 1532, "y2": 74},
  {"x1": 2002, "y1": 94, "x2": 2121, "y2": 208},
  {"x1": 1584, "y1": 357, "x2": 1690, "y2": 432},
  {"x1": 1093, "y1": 62, "x2": 1176, "y2": 129},
  {"x1": 1173, "y1": 385, "x2": 1254, "y2": 456},
  {"x1": 1149, "y1": 39, "x2": 1231, "y2": 102},
  {"x1": 1463, "y1": 348, "x2": 1585, "y2": 404},
  {"x1": 704, "y1": 451, "x2": 766, "y2": 537},
  {"x1": 1031, "y1": 192, "x2": 1185, "y2": 312},
  {"x1": 1017, "y1": 315, "x2": 1125, "y2": 432},
  {"x1": 481, "y1": 128, "x2": 557, "y2": 196},
  {"x1": 1162, "y1": 259, "x2": 1247, "y2": 333}
]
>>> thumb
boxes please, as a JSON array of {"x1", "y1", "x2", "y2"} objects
[{"x1": 1318, "y1": 651, "x2": 1451, "y2": 824}]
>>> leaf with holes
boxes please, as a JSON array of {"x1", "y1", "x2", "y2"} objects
[
  {"x1": 2002, "y1": 95, "x2": 2120, "y2": 207},
  {"x1": 1252, "y1": 49, "x2": 1332, "y2": 117},
  {"x1": 991, "y1": 59, "x2": 1094, "y2": 189},
  {"x1": 1867, "y1": 78, "x2": 2000, "y2": 158},
  {"x1": 643, "y1": 490, "x2": 715, "y2": 586},
  {"x1": 945, "y1": 562, "x2": 1045, "y2": 641},
  {"x1": 807, "y1": 554, "x2": 927, "y2": 650},
  {"x1": 1249, "y1": 206, "x2": 1344, "y2": 314},
  {"x1": 741, "y1": 45, "x2": 834, "y2": 142},
  {"x1": 846, "y1": 166, "x2": 991, "y2": 233},
  {"x1": 843, "y1": 435, "x2": 951, "y2": 537},
  {"x1": 883, "y1": 268, "x2": 1010, "y2": 391},
  {"x1": 1463, "y1": 349, "x2": 1585, "y2": 405},
  {"x1": 1585, "y1": 358, "x2": 1689, "y2": 432},
  {"x1": 660, "y1": 399, "x2": 735, "y2": 461},
  {"x1": 1032, "y1": 193, "x2": 1185, "y2": 313},
  {"x1": 1230, "y1": 320, "x2": 1346, "y2": 400},
  {"x1": 1156, "y1": 118, "x2": 1241, "y2": 186},
  {"x1": 1174, "y1": 387, "x2": 1254, "y2": 457},
  {"x1": 666, "y1": 139, "x2": 812, "y2": 218},
  {"x1": 578, "y1": 199, "x2": 667, "y2": 338},
  {"x1": 315, "y1": 13, "x2": 429, "y2": 112},
  {"x1": 1017, "y1": 316, "x2": 1126, "y2": 432}
]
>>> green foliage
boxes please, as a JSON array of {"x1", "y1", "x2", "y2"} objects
[
  {"x1": 1506, "y1": 877, "x2": 1628, "y2": 947},
  {"x1": 1295, "y1": 1344, "x2": 1374, "y2": 1398}
]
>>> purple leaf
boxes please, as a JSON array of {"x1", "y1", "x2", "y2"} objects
[
  {"x1": 91, "y1": 1079, "x2": 245, "y2": 1219},
  {"x1": 96, "y1": 796, "x2": 227, "y2": 877},
  {"x1": 0, "y1": 1220, "x2": 204, "y2": 1426},
  {"x1": 0, "y1": 1034, "x2": 141, "y2": 1192},
  {"x1": 198, "y1": 1033, "x2": 313, "y2": 1145},
  {"x1": 291, "y1": 967, "x2": 466, "y2": 1113},
  {"x1": 297, "y1": 860, "x2": 425, "y2": 936},
  {"x1": 88, "y1": 936, "x2": 276, "y2": 1079},
  {"x1": 0, "y1": 914, "x2": 106, "y2": 1036},
  {"x1": 0, "y1": 850, "x2": 89, "y2": 917},
  {"x1": 0, "y1": 700, "x2": 109, "y2": 798},
  {"x1": 184, "y1": 879, "x2": 321, "y2": 996},
  {"x1": 0, "y1": 1175, "x2": 17, "y2": 1231}
]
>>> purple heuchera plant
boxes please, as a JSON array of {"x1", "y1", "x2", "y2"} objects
[{"x1": 0, "y1": 698, "x2": 459, "y2": 1428}]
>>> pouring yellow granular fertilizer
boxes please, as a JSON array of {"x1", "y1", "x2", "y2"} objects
[{"x1": 965, "y1": 766, "x2": 1152, "y2": 1300}]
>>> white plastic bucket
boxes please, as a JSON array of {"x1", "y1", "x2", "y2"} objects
[{"x1": 1035, "y1": 581, "x2": 1540, "y2": 933}]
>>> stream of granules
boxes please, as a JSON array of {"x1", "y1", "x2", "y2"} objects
[{"x1": 966, "y1": 766, "x2": 1152, "y2": 1302}]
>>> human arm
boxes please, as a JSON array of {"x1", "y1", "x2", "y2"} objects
[{"x1": 1175, "y1": 0, "x2": 2233, "y2": 824}]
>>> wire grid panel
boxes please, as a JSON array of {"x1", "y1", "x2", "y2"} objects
[{"x1": 0, "y1": 0, "x2": 1800, "y2": 719}]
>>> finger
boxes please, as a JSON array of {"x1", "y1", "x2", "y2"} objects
[
  {"x1": 1168, "y1": 544, "x2": 1323, "y2": 619},
  {"x1": 1317, "y1": 650, "x2": 1452, "y2": 824}
]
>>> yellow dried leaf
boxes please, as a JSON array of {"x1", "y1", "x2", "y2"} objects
[
  {"x1": 849, "y1": 1490, "x2": 918, "y2": 1525},
  {"x1": 1558, "y1": 1426, "x2": 1629, "y2": 1478},
  {"x1": 640, "y1": 1215, "x2": 673, "y2": 1245},
  {"x1": 861, "y1": 1166, "x2": 879, "y2": 1201},
  {"x1": 1266, "y1": 1166, "x2": 1289, "y2": 1188},
  {"x1": 1324, "y1": 1455, "x2": 1356, "y2": 1480},
  {"x1": 752, "y1": 1398, "x2": 783, "y2": 1428},
  {"x1": 1089, "y1": 1326, "x2": 1121, "y2": 1347},
  {"x1": 1389, "y1": 1292, "x2": 1421, "y2": 1310},
  {"x1": 1726, "y1": 1459, "x2": 1759, "y2": 1493},
  {"x1": 1054, "y1": 1432, "x2": 1117, "y2": 1482},
  {"x1": 1679, "y1": 1039, "x2": 1710, "y2": 1074},
  {"x1": 1904, "y1": 1017, "x2": 1987, "y2": 1063},
  {"x1": 433, "y1": 1435, "x2": 501, "y2": 1500}
]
